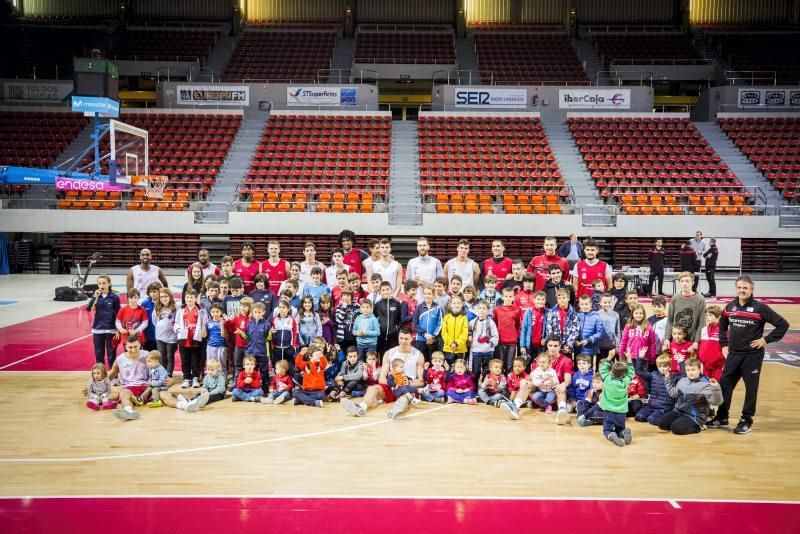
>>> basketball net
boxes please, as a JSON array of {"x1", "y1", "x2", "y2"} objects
[{"x1": 131, "y1": 175, "x2": 168, "y2": 199}]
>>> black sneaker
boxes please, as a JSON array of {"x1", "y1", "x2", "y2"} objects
[
  {"x1": 734, "y1": 420, "x2": 752, "y2": 435},
  {"x1": 707, "y1": 417, "x2": 729, "y2": 429}
]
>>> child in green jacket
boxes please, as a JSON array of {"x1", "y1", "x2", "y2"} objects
[{"x1": 599, "y1": 352, "x2": 635, "y2": 447}]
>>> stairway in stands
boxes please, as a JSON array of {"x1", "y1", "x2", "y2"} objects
[{"x1": 388, "y1": 121, "x2": 422, "y2": 226}]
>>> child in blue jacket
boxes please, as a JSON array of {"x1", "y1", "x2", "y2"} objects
[
  {"x1": 635, "y1": 354, "x2": 676, "y2": 425},
  {"x1": 246, "y1": 302, "x2": 270, "y2": 380},
  {"x1": 575, "y1": 294, "x2": 606, "y2": 358},
  {"x1": 544, "y1": 288, "x2": 580, "y2": 356},
  {"x1": 352, "y1": 299, "x2": 380, "y2": 361},
  {"x1": 412, "y1": 286, "x2": 443, "y2": 362}
]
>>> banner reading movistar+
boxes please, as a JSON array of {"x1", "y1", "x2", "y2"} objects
[{"x1": 287, "y1": 87, "x2": 358, "y2": 107}]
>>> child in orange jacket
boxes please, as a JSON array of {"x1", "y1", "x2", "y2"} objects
[{"x1": 294, "y1": 343, "x2": 328, "y2": 407}]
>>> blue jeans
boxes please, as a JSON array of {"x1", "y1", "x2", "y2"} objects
[
  {"x1": 393, "y1": 385, "x2": 418, "y2": 397},
  {"x1": 232, "y1": 387, "x2": 262, "y2": 401},
  {"x1": 421, "y1": 389, "x2": 445, "y2": 402},
  {"x1": 357, "y1": 343, "x2": 377, "y2": 362},
  {"x1": 294, "y1": 389, "x2": 325, "y2": 406},
  {"x1": 446, "y1": 389, "x2": 475, "y2": 403},
  {"x1": 635, "y1": 405, "x2": 670, "y2": 425},
  {"x1": 469, "y1": 352, "x2": 494, "y2": 387},
  {"x1": 633, "y1": 358, "x2": 651, "y2": 392},
  {"x1": 603, "y1": 411, "x2": 626, "y2": 438},
  {"x1": 265, "y1": 390, "x2": 292, "y2": 403},
  {"x1": 477, "y1": 389, "x2": 505, "y2": 404},
  {"x1": 532, "y1": 390, "x2": 556, "y2": 408}
]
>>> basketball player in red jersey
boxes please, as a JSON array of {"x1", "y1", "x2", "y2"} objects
[
  {"x1": 527, "y1": 236, "x2": 570, "y2": 291},
  {"x1": 571, "y1": 238, "x2": 613, "y2": 299},
  {"x1": 338, "y1": 229, "x2": 369, "y2": 279},
  {"x1": 482, "y1": 239, "x2": 513, "y2": 291},
  {"x1": 260, "y1": 240, "x2": 290, "y2": 294},
  {"x1": 233, "y1": 241, "x2": 260, "y2": 294}
]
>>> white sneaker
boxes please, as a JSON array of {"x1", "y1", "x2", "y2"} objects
[
  {"x1": 410, "y1": 397, "x2": 422, "y2": 406},
  {"x1": 177, "y1": 394, "x2": 188, "y2": 404},
  {"x1": 340, "y1": 397, "x2": 365, "y2": 417},
  {"x1": 314, "y1": 400, "x2": 324, "y2": 408},
  {"x1": 261, "y1": 396, "x2": 273, "y2": 404},
  {"x1": 555, "y1": 408, "x2": 569, "y2": 425},
  {"x1": 181, "y1": 380, "x2": 191, "y2": 389},
  {"x1": 191, "y1": 378, "x2": 200, "y2": 388},
  {"x1": 387, "y1": 395, "x2": 409, "y2": 420}
]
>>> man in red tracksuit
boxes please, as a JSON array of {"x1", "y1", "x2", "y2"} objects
[
  {"x1": 528, "y1": 236, "x2": 570, "y2": 291},
  {"x1": 494, "y1": 287, "x2": 521, "y2": 372}
]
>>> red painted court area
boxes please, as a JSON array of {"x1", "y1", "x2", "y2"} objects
[{"x1": 0, "y1": 497, "x2": 797, "y2": 533}]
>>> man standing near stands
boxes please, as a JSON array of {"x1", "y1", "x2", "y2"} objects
[
  {"x1": 482, "y1": 239, "x2": 513, "y2": 291},
  {"x1": 690, "y1": 231, "x2": 707, "y2": 293},
  {"x1": 261, "y1": 240, "x2": 291, "y2": 294},
  {"x1": 406, "y1": 237, "x2": 444, "y2": 301},
  {"x1": 703, "y1": 239, "x2": 719, "y2": 298},
  {"x1": 647, "y1": 238, "x2": 667, "y2": 296},
  {"x1": 233, "y1": 241, "x2": 260, "y2": 294},
  {"x1": 338, "y1": 229, "x2": 370, "y2": 280},
  {"x1": 528, "y1": 236, "x2": 570, "y2": 291},
  {"x1": 444, "y1": 239, "x2": 480, "y2": 289},
  {"x1": 186, "y1": 248, "x2": 221, "y2": 283},
  {"x1": 558, "y1": 233, "x2": 584, "y2": 270},
  {"x1": 709, "y1": 275, "x2": 789, "y2": 435},
  {"x1": 127, "y1": 248, "x2": 168, "y2": 303}
]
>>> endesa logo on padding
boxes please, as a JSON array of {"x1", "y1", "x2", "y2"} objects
[
  {"x1": 559, "y1": 89, "x2": 631, "y2": 109},
  {"x1": 454, "y1": 89, "x2": 527, "y2": 108}
]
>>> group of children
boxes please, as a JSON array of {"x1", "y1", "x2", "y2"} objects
[{"x1": 84, "y1": 246, "x2": 726, "y2": 445}]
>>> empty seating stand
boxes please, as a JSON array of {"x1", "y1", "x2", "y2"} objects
[
  {"x1": 474, "y1": 31, "x2": 588, "y2": 85},
  {"x1": 354, "y1": 30, "x2": 456, "y2": 63},
  {"x1": 59, "y1": 112, "x2": 241, "y2": 210},
  {"x1": 712, "y1": 33, "x2": 800, "y2": 85},
  {"x1": 590, "y1": 33, "x2": 702, "y2": 66},
  {"x1": 222, "y1": 30, "x2": 336, "y2": 82},
  {"x1": 241, "y1": 113, "x2": 390, "y2": 212},
  {"x1": 720, "y1": 116, "x2": 800, "y2": 203},
  {"x1": 0, "y1": 110, "x2": 87, "y2": 195},
  {"x1": 111, "y1": 28, "x2": 220, "y2": 61},
  {"x1": 419, "y1": 114, "x2": 567, "y2": 214},
  {"x1": 0, "y1": 24, "x2": 107, "y2": 79},
  {"x1": 60, "y1": 233, "x2": 201, "y2": 269},
  {"x1": 570, "y1": 116, "x2": 752, "y2": 214}
]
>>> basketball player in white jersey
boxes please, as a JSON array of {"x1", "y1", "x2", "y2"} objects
[
  {"x1": 340, "y1": 328, "x2": 424, "y2": 419},
  {"x1": 405, "y1": 237, "x2": 444, "y2": 301},
  {"x1": 127, "y1": 249, "x2": 168, "y2": 303},
  {"x1": 367, "y1": 238, "x2": 403, "y2": 294},
  {"x1": 444, "y1": 238, "x2": 480, "y2": 289}
]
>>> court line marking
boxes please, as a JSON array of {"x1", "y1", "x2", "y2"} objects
[
  {"x1": 0, "y1": 334, "x2": 92, "y2": 371},
  {"x1": 0, "y1": 495, "x2": 797, "y2": 505},
  {"x1": 668, "y1": 500, "x2": 681, "y2": 509},
  {"x1": 0, "y1": 403, "x2": 453, "y2": 463}
]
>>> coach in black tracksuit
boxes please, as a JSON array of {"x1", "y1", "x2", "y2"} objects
[
  {"x1": 703, "y1": 239, "x2": 719, "y2": 298},
  {"x1": 710, "y1": 275, "x2": 789, "y2": 434},
  {"x1": 647, "y1": 239, "x2": 666, "y2": 296}
]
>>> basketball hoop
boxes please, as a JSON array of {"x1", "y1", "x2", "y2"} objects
[{"x1": 131, "y1": 175, "x2": 168, "y2": 198}]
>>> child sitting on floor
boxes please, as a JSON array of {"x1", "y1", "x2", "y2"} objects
[
  {"x1": 293, "y1": 343, "x2": 328, "y2": 408},
  {"x1": 634, "y1": 354, "x2": 675, "y2": 425},
  {"x1": 421, "y1": 351, "x2": 447, "y2": 403},
  {"x1": 261, "y1": 359, "x2": 294, "y2": 405},
  {"x1": 86, "y1": 363, "x2": 114, "y2": 411},
  {"x1": 477, "y1": 358, "x2": 508, "y2": 407},
  {"x1": 577, "y1": 374, "x2": 605, "y2": 427},
  {"x1": 332, "y1": 346, "x2": 366, "y2": 400},
  {"x1": 657, "y1": 357, "x2": 723, "y2": 435},
  {"x1": 446, "y1": 358, "x2": 477, "y2": 405},
  {"x1": 387, "y1": 357, "x2": 421, "y2": 405},
  {"x1": 530, "y1": 353, "x2": 559, "y2": 413},
  {"x1": 232, "y1": 355, "x2": 262, "y2": 402}
]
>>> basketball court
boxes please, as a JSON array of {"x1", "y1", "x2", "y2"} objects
[{"x1": 1, "y1": 274, "x2": 799, "y2": 531}]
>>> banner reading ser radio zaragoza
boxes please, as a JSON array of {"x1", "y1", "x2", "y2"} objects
[
  {"x1": 454, "y1": 88, "x2": 527, "y2": 108},
  {"x1": 559, "y1": 89, "x2": 631, "y2": 109},
  {"x1": 176, "y1": 85, "x2": 249, "y2": 106}
]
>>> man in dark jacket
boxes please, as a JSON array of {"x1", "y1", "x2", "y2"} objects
[
  {"x1": 374, "y1": 282, "x2": 410, "y2": 356},
  {"x1": 702, "y1": 239, "x2": 719, "y2": 298},
  {"x1": 709, "y1": 275, "x2": 789, "y2": 435},
  {"x1": 544, "y1": 264, "x2": 576, "y2": 309},
  {"x1": 647, "y1": 238, "x2": 667, "y2": 296},
  {"x1": 558, "y1": 234, "x2": 584, "y2": 270}
]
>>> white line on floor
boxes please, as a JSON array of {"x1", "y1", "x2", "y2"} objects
[
  {"x1": 0, "y1": 403, "x2": 452, "y2": 463},
  {"x1": 0, "y1": 334, "x2": 92, "y2": 371},
  {"x1": 668, "y1": 499, "x2": 681, "y2": 509}
]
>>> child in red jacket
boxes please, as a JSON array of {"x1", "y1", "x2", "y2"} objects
[
  {"x1": 421, "y1": 351, "x2": 447, "y2": 403},
  {"x1": 626, "y1": 373, "x2": 646, "y2": 417},
  {"x1": 506, "y1": 357, "x2": 530, "y2": 402},
  {"x1": 494, "y1": 287, "x2": 521, "y2": 372},
  {"x1": 225, "y1": 297, "x2": 252, "y2": 391},
  {"x1": 294, "y1": 343, "x2": 328, "y2": 407},
  {"x1": 262, "y1": 359, "x2": 294, "y2": 405},
  {"x1": 115, "y1": 288, "x2": 149, "y2": 347},
  {"x1": 698, "y1": 305, "x2": 724, "y2": 381},
  {"x1": 668, "y1": 325, "x2": 694, "y2": 375},
  {"x1": 232, "y1": 355, "x2": 262, "y2": 402}
]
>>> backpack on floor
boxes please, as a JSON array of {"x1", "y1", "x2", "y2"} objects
[{"x1": 54, "y1": 286, "x2": 87, "y2": 302}]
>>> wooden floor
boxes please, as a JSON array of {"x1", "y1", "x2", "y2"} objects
[{"x1": 1, "y1": 364, "x2": 799, "y2": 500}]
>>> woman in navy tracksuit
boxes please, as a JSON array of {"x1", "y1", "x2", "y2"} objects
[{"x1": 86, "y1": 275, "x2": 121, "y2": 368}]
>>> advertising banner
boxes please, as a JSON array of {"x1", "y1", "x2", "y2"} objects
[
  {"x1": 737, "y1": 88, "x2": 800, "y2": 108},
  {"x1": 2, "y1": 80, "x2": 73, "y2": 102},
  {"x1": 176, "y1": 85, "x2": 249, "y2": 106},
  {"x1": 454, "y1": 88, "x2": 527, "y2": 108},
  {"x1": 55, "y1": 177, "x2": 126, "y2": 192},
  {"x1": 286, "y1": 87, "x2": 358, "y2": 106},
  {"x1": 558, "y1": 89, "x2": 631, "y2": 109}
]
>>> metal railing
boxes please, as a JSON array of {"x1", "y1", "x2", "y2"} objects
[
  {"x1": 586, "y1": 25, "x2": 681, "y2": 35},
  {"x1": 779, "y1": 205, "x2": 800, "y2": 228},
  {"x1": 593, "y1": 69, "x2": 653, "y2": 86},
  {"x1": 581, "y1": 204, "x2": 618, "y2": 226},
  {"x1": 610, "y1": 58, "x2": 715, "y2": 67},
  {"x1": 724, "y1": 70, "x2": 777, "y2": 86},
  {"x1": 432, "y1": 69, "x2": 493, "y2": 85},
  {"x1": 357, "y1": 24, "x2": 453, "y2": 33},
  {"x1": 500, "y1": 79, "x2": 592, "y2": 87},
  {"x1": 315, "y1": 68, "x2": 379, "y2": 85},
  {"x1": 353, "y1": 57, "x2": 456, "y2": 65}
]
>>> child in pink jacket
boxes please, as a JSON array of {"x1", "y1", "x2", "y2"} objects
[
  {"x1": 445, "y1": 358, "x2": 476, "y2": 404},
  {"x1": 618, "y1": 304, "x2": 658, "y2": 393}
]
